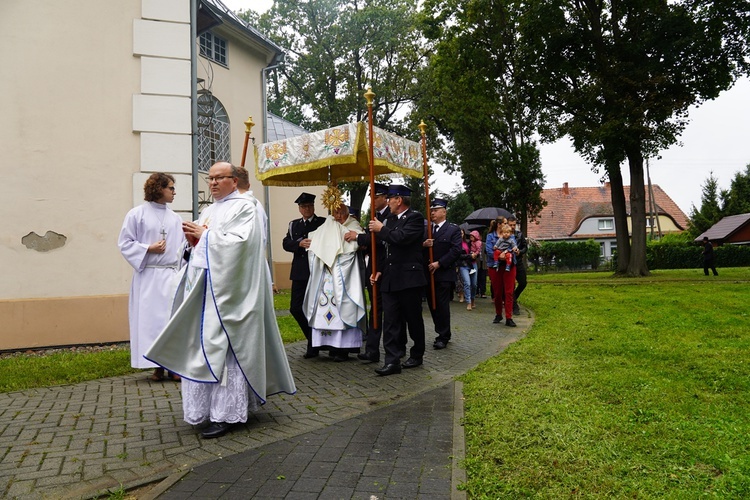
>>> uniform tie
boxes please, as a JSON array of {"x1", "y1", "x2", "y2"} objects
[{"x1": 432, "y1": 223, "x2": 439, "y2": 235}]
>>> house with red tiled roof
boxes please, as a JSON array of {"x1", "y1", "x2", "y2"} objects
[
  {"x1": 695, "y1": 213, "x2": 750, "y2": 245},
  {"x1": 527, "y1": 182, "x2": 689, "y2": 261}
]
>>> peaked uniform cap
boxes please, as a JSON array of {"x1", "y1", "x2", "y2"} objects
[
  {"x1": 430, "y1": 198, "x2": 448, "y2": 209},
  {"x1": 387, "y1": 184, "x2": 412, "y2": 197},
  {"x1": 348, "y1": 206, "x2": 360, "y2": 219},
  {"x1": 373, "y1": 183, "x2": 389, "y2": 196},
  {"x1": 294, "y1": 192, "x2": 316, "y2": 204}
]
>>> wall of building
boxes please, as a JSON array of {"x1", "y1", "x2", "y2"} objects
[
  {"x1": 197, "y1": 22, "x2": 323, "y2": 290},
  {"x1": 0, "y1": 0, "x2": 324, "y2": 350},
  {"x1": 575, "y1": 214, "x2": 684, "y2": 238},
  {"x1": 576, "y1": 217, "x2": 615, "y2": 236},
  {"x1": 728, "y1": 224, "x2": 750, "y2": 244},
  {"x1": 1, "y1": 1, "x2": 147, "y2": 349},
  {"x1": 0, "y1": 0, "x2": 196, "y2": 350}
]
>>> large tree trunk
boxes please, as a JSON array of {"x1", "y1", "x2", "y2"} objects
[
  {"x1": 626, "y1": 148, "x2": 650, "y2": 276},
  {"x1": 607, "y1": 166, "x2": 630, "y2": 274}
]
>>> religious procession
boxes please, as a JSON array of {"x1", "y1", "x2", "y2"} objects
[{"x1": 116, "y1": 89, "x2": 527, "y2": 442}]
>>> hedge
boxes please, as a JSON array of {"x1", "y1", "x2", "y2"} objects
[
  {"x1": 530, "y1": 239, "x2": 750, "y2": 271},
  {"x1": 527, "y1": 239, "x2": 601, "y2": 271},
  {"x1": 622, "y1": 240, "x2": 750, "y2": 269}
]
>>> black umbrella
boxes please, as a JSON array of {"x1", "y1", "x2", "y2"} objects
[
  {"x1": 459, "y1": 222, "x2": 485, "y2": 233},
  {"x1": 464, "y1": 207, "x2": 513, "y2": 225}
]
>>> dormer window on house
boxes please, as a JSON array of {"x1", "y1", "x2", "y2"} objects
[
  {"x1": 199, "y1": 32, "x2": 227, "y2": 66},
  {"x1": 598, "y1": 219, "x2": 614, "y2": 230}
]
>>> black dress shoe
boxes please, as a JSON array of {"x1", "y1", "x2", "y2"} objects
[
  {"x1": 375, "y1": 363, "x2": 402, "y2": 376},
  {"x1": 303, "y1": 349, "x2": 320, "y2": 359},
  {"x1": 505, "y1": 318, "x2": 517, "y2": 327},
  {"x1": 201, "y1": 421, "x2": 231, "y2": 439},
  {"x1": 402, "y1": 357, "x2": 423, "y2": 369},
  {"x1": 333, "y1": 354, "x2": 349, "y2": 362},
  {"x1": 433, "y1": 341, "x2": 447, "y2": 350},
  {"x1": 357, "y1": 352, "x2": 379, "y2": 363},
  {"x1": 493, "y1": 315, "x2": 503, "y2": 324}
]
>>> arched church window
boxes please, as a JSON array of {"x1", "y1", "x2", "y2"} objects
[{"x1": 197, "y1": 92, "x2": 230, "y2": 173}]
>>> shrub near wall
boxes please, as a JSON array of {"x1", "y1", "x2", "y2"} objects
[
  {"x1": 647, "y1": 238, "x2": 702, "y2": 269},
  {"x1": 528, "y1": 239, "x2": 601, "y2": 271},
  {"x1": 633, "y1": 238, "x2": 750, "y2": 270}
]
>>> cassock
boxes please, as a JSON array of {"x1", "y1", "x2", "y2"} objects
[
  {"x1": 145, "y1": 191, "x2": 296, "y2": 425},
  {"x1": 118, "y1": 202, "x2": 185, "y2": 369},
  {"x1": 303, "y1": 216, "x2": 366, "y2": 350}
]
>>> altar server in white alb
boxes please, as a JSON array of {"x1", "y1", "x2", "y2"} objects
[
  {"x1": 146, "y1": 162, "x2": 297, "y2": 439},
  {"x1": 118, "y1": 172, "x2": 185, "y2": 382}
]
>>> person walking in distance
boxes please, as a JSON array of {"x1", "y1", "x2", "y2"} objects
[{"x1": 702, "y1": 236, "x2": 718, "y2": 276}]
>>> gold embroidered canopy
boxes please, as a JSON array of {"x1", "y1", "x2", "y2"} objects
[{"x1": 254, "y1": 122, "x2": 423, "y2": 186}]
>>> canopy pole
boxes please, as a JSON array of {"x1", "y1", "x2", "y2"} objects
[
  {"x1": 240, "y1": 116, "x2": 254, "y2": 167},
  {"x1": 364, "y1": 87, "x2": 379, "y2": 330},
  {"x1": 419, "y1": 121, "x2": 436, "y2": 310}
]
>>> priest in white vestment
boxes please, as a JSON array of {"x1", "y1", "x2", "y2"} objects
[
  {"x1": 145, "y1": 162, "x2": 296, "y2": 439},
  {"x1": 303, "y1": 204, "x2": 366, "y2": 362},
  {"x1": 118, "y1": 173, "x2": 185, "y2": 381}
]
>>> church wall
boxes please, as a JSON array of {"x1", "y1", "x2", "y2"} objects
[
  {"x1": 0, "y1": 0, "x2": 317, "y2": 350},
  {"x1": 140, "y1": 133, "x2": 192, "y2": 174},
  {"x1": 1, "y1": 1, "x2": 146, "y2": 351},
  {"x1": 197, "y1": 24, "x2": 324, "y2": 289},
  {"x1": 0, "y1": 0, "x2": 194, "y2": 350}
]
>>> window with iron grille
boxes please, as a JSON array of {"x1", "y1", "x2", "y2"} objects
[
  {"x1": 199, "y1": 32, "x2": 227, "y2": 66},
  {"x1": 197, "y1": 93, "x2": 230, "y2": 173}
]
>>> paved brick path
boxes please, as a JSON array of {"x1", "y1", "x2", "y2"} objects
[{"x1": 0, "y1": 298, "x2": 531, "y2": 499}]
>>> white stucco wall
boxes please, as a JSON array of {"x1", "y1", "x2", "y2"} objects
[
  {"x1": 1, "y1": 0, "x2": 143, "y2": 300},
  {"x1": 0, "y1": 0, "x2": 317, "y2": 349}
]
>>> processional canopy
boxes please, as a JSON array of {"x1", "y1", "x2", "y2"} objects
[{"x1": 255, "y1": 122, "x2": 423, "y2": 186}]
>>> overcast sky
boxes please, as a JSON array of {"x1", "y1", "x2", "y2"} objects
[{"x1": 224, "y1": 0, "x2": 750, "y2": 214}]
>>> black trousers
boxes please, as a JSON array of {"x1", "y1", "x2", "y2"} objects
[
  {"x1": 704, "y1": 259, "x2": 718, "y2": 276},
  {"x1": 381, "y1": 287, "x2": 425, "y2": 365},
  {"x1": 427, "y1": 281, "x2": 453, "y2": 343},
  {"x1": 477, "y1": 267, "x2": 488, "y2": 296},
  {"x1": 364, "y1": 283, "x2": 384, "y2": 356},
  {"x1": 514, "y1": 263, "x2": 527, "y2": 301},
  {"x1": 290, "y1": 279, "x2": 314, "y2": 352}
]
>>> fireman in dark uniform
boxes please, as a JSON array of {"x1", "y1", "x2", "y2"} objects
[{"x1": 282, "y1": 192, "x2": 325, "y2": 358}]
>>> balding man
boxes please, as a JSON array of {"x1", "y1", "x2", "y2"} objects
[{"x1": 146, "y1": 162, "x2": 296, "y2": 439}]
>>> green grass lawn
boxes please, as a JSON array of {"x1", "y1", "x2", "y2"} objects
[
  {"x1": 0, "y1": 290, "x2": 304, "y2": 393},
  {"x1": 4, "y1": 269, "x2": 749, "y2": 496},
  {"x1": 461, "y1": 267, "x2": 750, "y2": 497}
]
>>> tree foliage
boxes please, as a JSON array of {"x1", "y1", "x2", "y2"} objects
[
  {"x1": 687, "y1": 172, "x2": 722, "y2": 237},
  {"x1": 519, "y1": 0, "x2": 750, "y2": 276},
  {"x1": 689, "y1": 164, "x2": 750, "y2": 237},
  {"x1": 418, "y1": 0, "x2": 546, "y2": 234},
  {"x1": 444, "y1": 190, "x2": 475, "y2": 225},
  {"x1": 721, "y1": 164, "x2": 750, "y2": 216},
  {"x1": 245, "y1": 0, "x2": 429, "y2": 209}
]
